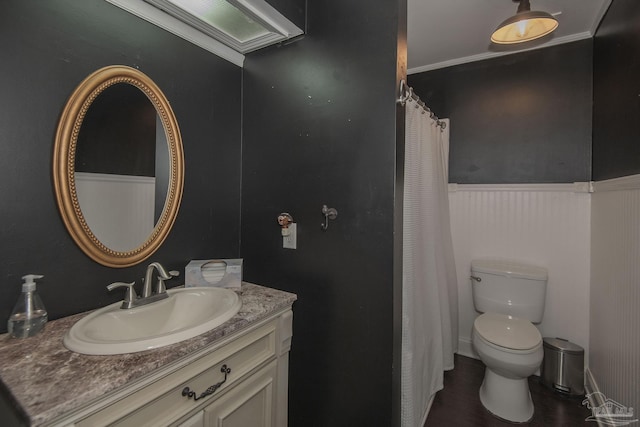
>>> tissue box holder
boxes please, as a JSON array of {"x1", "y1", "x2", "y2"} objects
[{"x1": 185, "y1": 259, "x2": 242, "y2": 289}]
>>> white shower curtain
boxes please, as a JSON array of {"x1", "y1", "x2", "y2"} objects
[{"x1": 401, "y1": 99, "x2": 458, "y2": 427}]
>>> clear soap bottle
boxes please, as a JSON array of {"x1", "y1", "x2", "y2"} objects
[{"x1": 8, "y1": 274, "x2": 48, "y2": 338}]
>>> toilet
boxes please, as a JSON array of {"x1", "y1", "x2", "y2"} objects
[{"x1": 470, "y1": 258, "x2": 548, "y2": 423}]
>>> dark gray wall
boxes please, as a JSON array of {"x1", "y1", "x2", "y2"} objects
[
  {"x1": 0, "y1": 1, "x2": 242, "y2": 329},
  {"x1": 265, "y1": 0, "x2": 306, "y2": 32},
  {"x1": 409, "y1": 40, "x2": 593, "y2": 184},
  {"x1": 241, "y1": 0, "x2": 405, "y2": 424},
  {"x1": 593, "y1": 0, "x2": 640, "y2": 180}
]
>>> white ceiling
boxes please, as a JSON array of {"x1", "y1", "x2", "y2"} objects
[{"x1": 407, "y1": 0, "x2": 611, "y2": 74}]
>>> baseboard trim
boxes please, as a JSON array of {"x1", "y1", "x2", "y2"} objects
[
  {"x1": 457, "y1": 338, "x2": 479, "y2": 360},
  {"x1": 584, "y1": 368, "x2": 609, "y2": 427}
]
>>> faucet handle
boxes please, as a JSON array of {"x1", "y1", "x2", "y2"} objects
[
  {"x1": 156, "y1": 270, "x2": 180, "y2": 294},
  {"x1": 107, "y1": 281, "x2": 138, "y2": 309},
  {"x1": 160, "y1": 269, "x2": 180, "y2": 280}
]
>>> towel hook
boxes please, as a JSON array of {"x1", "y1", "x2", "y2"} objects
[{"x1": 320, "y1": 205, "x2": 338, "y2": 231}]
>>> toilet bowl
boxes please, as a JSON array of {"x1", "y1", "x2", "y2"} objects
[
  {"x1": 472, "y1": 312, "x2": 543, "y2": 422},
  {"x1": 470, "y1": 259, "x2": 548, "y2": 423}
]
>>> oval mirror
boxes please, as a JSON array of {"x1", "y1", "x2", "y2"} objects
[{"x1": 53, "y1": 66, "x2": 184, "y2": 268}]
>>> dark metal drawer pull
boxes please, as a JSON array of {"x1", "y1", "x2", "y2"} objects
[{"x1": 182, "y1": 365, "x2": 231, "y2": 401}]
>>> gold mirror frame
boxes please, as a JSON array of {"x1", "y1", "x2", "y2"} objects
[{"x1": 53, "y1": 65, "x2": 184, "y2": 268}]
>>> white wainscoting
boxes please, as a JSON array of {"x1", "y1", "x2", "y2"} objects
[
  {"x1": 590, "y1": 174, "x2": 640, "y2": 416},
  {"x1": 448, "y1": 183, "x2": 591, "y2": 361},
  {"x1": 75, "y1": 172, "x2": 156, "y2": 252}
]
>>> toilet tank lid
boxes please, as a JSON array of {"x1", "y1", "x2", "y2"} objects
[{"x1": 471, "y1": 259, "x2": 548, "y2": 281}]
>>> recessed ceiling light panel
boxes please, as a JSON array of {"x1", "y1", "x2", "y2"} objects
[{"x1": 145, "y1": 0, "x2": 303, "y2": 53}]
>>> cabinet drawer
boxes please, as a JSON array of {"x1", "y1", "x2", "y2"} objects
[{"x1": 75, "y1": 319, "x2": 277, "y2": 427}]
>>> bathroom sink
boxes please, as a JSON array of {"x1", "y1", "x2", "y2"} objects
[{"x1": 63, "y1": 287, "x2": 241, "y2": 355}]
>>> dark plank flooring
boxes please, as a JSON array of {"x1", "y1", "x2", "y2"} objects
[{"x1": 425, "y1": 354, "x2": 592, "y2": 426}]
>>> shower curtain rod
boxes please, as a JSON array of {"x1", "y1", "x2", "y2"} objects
[{"x1": 397, "y1": 79, "x2": 447, "y2": 130}]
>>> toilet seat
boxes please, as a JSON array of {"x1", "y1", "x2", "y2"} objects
[{"x1": 474, "y1": 313, "x2": 541, "y2": 351}]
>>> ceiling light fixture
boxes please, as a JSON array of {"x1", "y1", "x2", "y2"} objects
[
  {"x1": 491, "y1": 0, "x2": 558, "y2": 45},
  {"x1": 143, "y1": 0, "x2": 303, "y2": 53}
]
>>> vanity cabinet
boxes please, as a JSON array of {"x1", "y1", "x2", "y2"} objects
[
  {"x1": 53, "y1": 309, "x2": 293, "y2": 427},
  {"x1": 181, "y1": 360, "x2": 277, "y2": 427}
]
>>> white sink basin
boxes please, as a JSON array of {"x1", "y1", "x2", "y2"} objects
[{"x1": 63, "y1": 287, "x2": 241, "y2": 355}]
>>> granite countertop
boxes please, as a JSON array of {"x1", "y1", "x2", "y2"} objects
[{"x1": 0, "y1": 282, "x2": 296, "y2": 426}]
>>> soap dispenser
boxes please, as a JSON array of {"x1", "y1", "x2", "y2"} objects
[{"x1": 8, "y1": 275, "x2": 48, "y2": 338}]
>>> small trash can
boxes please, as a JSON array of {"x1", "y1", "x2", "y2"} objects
[{"x1": 541, "y1": 337, "x2": 585, "y2": 396}]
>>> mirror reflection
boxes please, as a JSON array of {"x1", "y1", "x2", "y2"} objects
[
  {"x1": 74, "y1": 83, "x2": 170, "y2": 253},
  {"x1": 54, "y1": 65, "x2": 183, "y2": 267}
]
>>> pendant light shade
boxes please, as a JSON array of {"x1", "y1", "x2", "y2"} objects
[{"x1": 491, "y1": 0, "x2": 558, "y2": 44}]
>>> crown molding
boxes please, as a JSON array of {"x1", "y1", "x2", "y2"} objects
[
  {"x1": 105, "y1": 0, "x2": 245, "y2": 67},
  {"x1": 591, "y1": 0, "x2": 613, "y2": 35},
  {"x1": 408, "y1": 32, "x2": 592, "y2": 75}
]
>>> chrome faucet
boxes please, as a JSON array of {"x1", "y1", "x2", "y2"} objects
[{"x1": 108, "y1": 262, "x2": 179, "y2": 309}]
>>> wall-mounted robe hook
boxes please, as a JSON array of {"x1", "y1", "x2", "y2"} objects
[{"x1": 321, "y1": 205, "x2": 338, "y2": 231}]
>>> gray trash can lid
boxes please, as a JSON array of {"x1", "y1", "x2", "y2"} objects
[{"x1": 543, "y1": 337, "x2": 584, "y2": 354}]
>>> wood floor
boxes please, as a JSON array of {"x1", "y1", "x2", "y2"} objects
[{"x1": 424, "y1": 354, "x2": 592, "y2": 426}]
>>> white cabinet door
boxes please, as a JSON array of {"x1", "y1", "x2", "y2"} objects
[{"x1": 203, "y1": 361, "x2": 277, "y2": 427}]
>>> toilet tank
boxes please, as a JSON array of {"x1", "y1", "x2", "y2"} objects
[{"x1": 471, "y1": 259, "x2": 548, "y2": 323}]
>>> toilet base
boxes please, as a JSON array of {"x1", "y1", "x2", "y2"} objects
[{"x1": 479, "y1": 367, "x2": 534, "y2": 423}]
